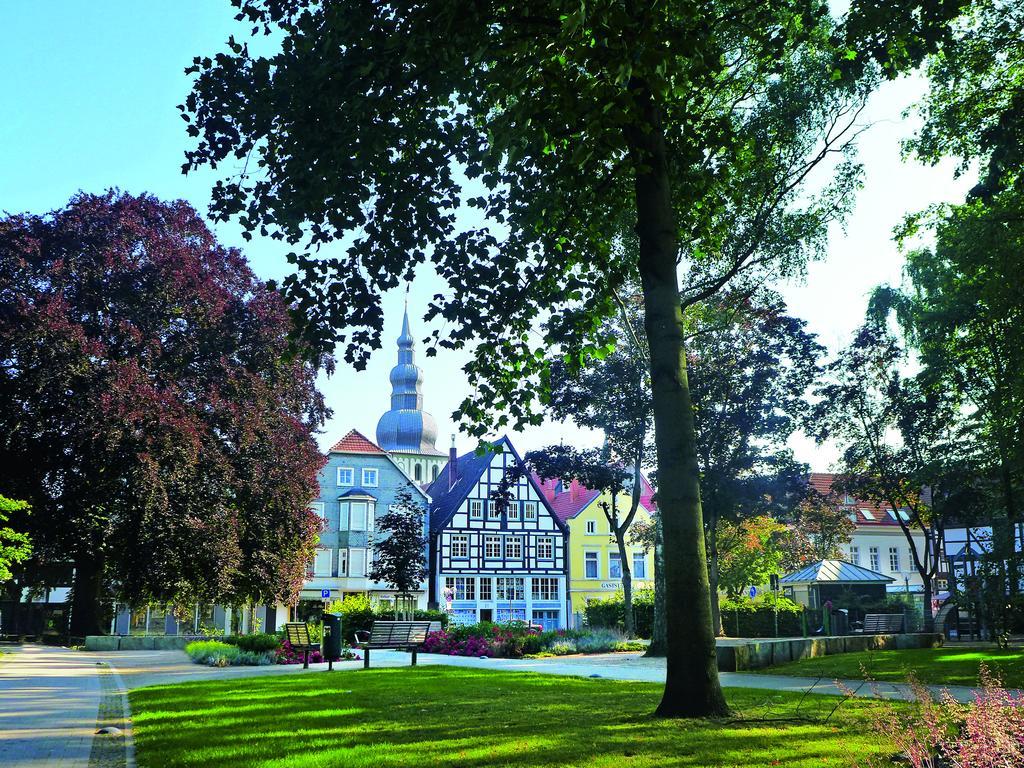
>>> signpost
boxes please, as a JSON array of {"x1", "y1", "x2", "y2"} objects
[
  {"x1": 321, "y1": 589, "x2": 331, "y2": 599},
  {"x1": 748, "y1": 585, "x2": 757, "y2": 599},
  {"x1": 769, "y1": 574, "x2": 780, "y2": 637}
]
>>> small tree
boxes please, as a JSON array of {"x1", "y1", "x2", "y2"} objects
[
  {"x1": 779, "y1": 487, "x2": 857, "y2": 571},
  {"x1": 368, "y1": 486, "x2": 429, "y2": 617},
  {"x1": 716, "y1": 515, "x2": 787, "y2": 601},
  {"x1": 0, "y1": 496, "x2": 31, "y2": 583}
]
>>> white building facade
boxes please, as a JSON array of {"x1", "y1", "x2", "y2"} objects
[{"x1": 427, "y1": 437, "x2": 570, "y2": 630}]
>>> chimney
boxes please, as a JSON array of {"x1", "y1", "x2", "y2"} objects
[
  {"x1": 570, "y1": 479, "x2": 579, "y2": 502},
  {"x1": 542, "y1": 478, "x2": 556, "y2": 502},
  {"x1": 448, "y1": 435, "x2": 458, "y2": 489}
]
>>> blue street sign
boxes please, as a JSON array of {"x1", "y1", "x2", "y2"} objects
[
  {"x1": 321, "y1": 589, "x2": 331, "y2": 599},
  {"x1": 748, "y1": 586, "x2": 757, "y2": 598}
]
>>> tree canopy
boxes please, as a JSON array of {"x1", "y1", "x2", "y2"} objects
[
  {"x1": 0, "y1": 496, "x2": 32, "y2": 584},
  {"x1": 0, "y1": 192, "x2": 329, "y2": 635},
  {"x1": 368, "y1": 485, "x2": 430, "y2": 596}
]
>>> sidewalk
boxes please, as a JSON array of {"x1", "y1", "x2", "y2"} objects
[{"x1": 0, "y1": 644, "x2": 102, "y2": 767}]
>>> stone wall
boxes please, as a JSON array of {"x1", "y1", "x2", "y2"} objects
[{"x1": 716, "y1": 632, "x2": 944, "y2": 672}]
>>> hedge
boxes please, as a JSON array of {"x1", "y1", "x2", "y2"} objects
[
  {"x1": 583, "y1": 589, "x2": 654, "y2": 638},
  {"x1": 718, "y1": 595, "x2": 803, "y2": 637}
]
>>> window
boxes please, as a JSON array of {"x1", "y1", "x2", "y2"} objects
[
  {"x1": 507, "y1": 502, "x2": 521, "y2": 521},
  {"x1": 849, "y1": 546, "x2": 860, "y2": 565},
  {"x1": 889, "y1": 546, "x2": 900, "y2": 572},
  {"x1": 310, "y1": 502, "x2": 327, "y2": 527},
  {"x1": 444, "y1": 576, "x2": 475, "y2": 600},
  {"x1": 338, "y1": 548, "x2": 348, "y2": 576},
  {"x1": 609, "y1": 552, "x2": 622, "y2": 579},
  {"x1": 313, "y1": 549, "x2": 332, "y2": 576},
  {"x1": 537, "y1": 537, "x2": 554, "y2": 559},
  {"x1": 860, "y1": 508, "x2": 875, "y2": 521},
  {"x1": 348, "y1": 501, "x2": 369, "y2": 531},
  {"x1": 869, "y1": 546, "x2": 880, "y2": 571},
  {"x1": 469, "y1": 500, "x2": 483, "y2": 519},
  {"x1": 484, "y1": 535, "x2": 502, "y2": 559},
  {"x1": 586, "y1": 520, "x2": 597, "y2": 535},
  {"x1": 937, "y1": 579, "x2": 948, "y2": 591},
  {"x1": 414, "y1": 464, "x2": 423, "y2": 481},
  {"x1": 633, "y1": 552, "x2": 647, "y2": 579},
  {"x1": 523, "y1": 501, "x2": 538, "y2": 521},
  {"x1": 432, "y1": 466, "x2": 440, "y2": 481},
  {"x1": 451, "y1": 534, "x2": 469, "y2": 558},
  {"x1": 505, "y1": 536, "x2": 523, "y2": 560},
  {"x1": 487, "y1": 499, "x2": 501, "y2": 519},
  {"x1": 361, "y1": 468, "x2": 379, "y2": 487},
  {"x1": 496, "y1": 577, "x2": 525, "y2": 600},
  {"x1": 337, "y1": 467, "x2": 354, "y2": 486},
  {"x1": 584, "y1": 551, "x2": 599, "y2": 579},
  {"x1": 843, "y1": 494, "x2": 855, "y2": 504},
  {"x1": 479, "y1": 577, "x2": 492, "y2": 601},
  {"x1": 349, "y1": 548, "x2": 367, "y2": 577},
  {"x1": 532, "y1": 577, "x2": 559, "y2": 601}
]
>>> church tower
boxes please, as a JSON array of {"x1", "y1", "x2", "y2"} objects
[{"x1": 375, "y1": 308, "x2": 447, "y2": 484}]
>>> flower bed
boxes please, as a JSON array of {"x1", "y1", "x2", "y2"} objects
[{"x1": 421, "y1": 622, "x2": 646, "y2": 658}]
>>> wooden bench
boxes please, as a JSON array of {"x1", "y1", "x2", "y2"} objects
[
  {"x1": 359, "y1": 621, "x2": 431, "y2": 669},
  {"x1": 284, "y1": 622, "x2": 317, "y2": 669},
  {"x1": 353, "y1": 620, "x2": 441, "y2": 646},
  {"x1": 863, "y1": 613, "x2": 905, "y2": 634}
]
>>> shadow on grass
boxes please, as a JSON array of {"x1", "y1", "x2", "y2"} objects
[{"x1": 130, "y1": 667, "x2": 892, "y2": 767}]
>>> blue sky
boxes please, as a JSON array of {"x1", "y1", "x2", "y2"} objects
[{"x1": 1, "y1": 2, "x2": 976, "y2": 469}]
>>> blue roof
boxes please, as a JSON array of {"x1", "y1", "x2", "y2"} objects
[
  {"x1": 781, "y1": 559, "x2": 894, "y2": 585},
  {"x1": 339, "y1": 487, "x2": 378, "y2": 499}
]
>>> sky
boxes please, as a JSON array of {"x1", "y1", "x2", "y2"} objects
[{"x1": 0, "y1": 2, "x2": 977, "y2": 470}]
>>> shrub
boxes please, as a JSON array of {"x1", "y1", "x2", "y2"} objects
[
  {"x1": 322, "y1": 595, "x2": 450, "y2": 640},
  {"x1": 575, "y1": 627, "x2": 630, "y2": 653},
  {"x1": 275, "y1": 638, "x2": 325, "y2": 665},
  {"x1": 222, "y1": 633, "x2": 280, "y2": 653},
  {"x1": 185, "y1": 640, "x2": 275, "y2": 666},
  {"x1": 718, "y1": 595, "x2": 803, "y2": 637},
  {"x1": 848, "y1": 664, "x2": 1024, "y2": 768},
  {"x1": 583, "y1": 588, "x2": 654, "y2": 637},
  {"x1": 546, "y1": 639, "x2": 577, "y2": 655}
]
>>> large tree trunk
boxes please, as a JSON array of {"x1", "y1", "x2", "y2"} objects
[
  {"x1": 630, "y1": 91, "x2": 729, "y2": 719},
  {"x1": 646, "y1": 514, "x2": 667, "y2": 656},
  {"x1": 69, "y1": 554, "x2": 105, "y2": 638},
  {"x1": 707, "y1": 511, "x2": 723, "y2": 636}
]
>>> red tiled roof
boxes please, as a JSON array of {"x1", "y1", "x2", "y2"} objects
[
  {"x1": 328, "y1": 429, "x2": 386, "y2": 455},
  {"x1": 535, "y1": 472, "x2": 657, "y2": 524},
  {"x1": 808, "y1": 472, "x2": 906, "y2": 527}
]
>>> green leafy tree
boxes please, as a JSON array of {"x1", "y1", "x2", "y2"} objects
[
  {"x1": 813, "y1": 321, "x2": 966, "y2": 632},
  {"x1": 180, "y1": 0, "x2": 960, "y2": 717},
  {"x1": 0, "y1": 496, "x2": 32, "y2": 583},
  {"x1": 368, "y1": 486, "x2": 430, "y2": 597},
  {"x1": 778, "y1": 488, "x2": 856, "y2": 572},
  {"x1": 715, "y1": 515, "x2": 787, "y2": 600}
]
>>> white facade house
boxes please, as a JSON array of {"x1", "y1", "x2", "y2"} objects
[{"x1": 426, "y1": 436, "x2": 570, "y2": 630}]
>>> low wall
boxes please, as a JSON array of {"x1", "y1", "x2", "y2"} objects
[
  {"x1": 716, "y1": 632, "x2": 944, "y2": 672},
  {"x1": 84, "y1": 635, "x2": 210, "y2": 651}
]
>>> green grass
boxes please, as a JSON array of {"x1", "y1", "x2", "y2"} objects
[
  {"x1": 753, "y1": 647, "x2": 1024, "y2": 688},
  {"x1": 130, "y1": 667, "x2": 896, "y2": 767}
]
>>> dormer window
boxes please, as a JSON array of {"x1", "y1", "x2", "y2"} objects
[{"x1": 860, "y1": 508, "x2": 875, "y2": 521}]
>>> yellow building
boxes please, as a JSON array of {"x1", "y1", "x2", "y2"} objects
[{"x1": 536, "y1": 474, "x2": 657, "y2": 623}]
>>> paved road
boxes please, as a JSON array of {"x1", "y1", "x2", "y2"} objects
[{"x1": 0, "y1": 644, "x2": 102, "y2": 768}]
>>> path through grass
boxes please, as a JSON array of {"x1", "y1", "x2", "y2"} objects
[
  {"x1": 753, "y1": 647, "x2": 1024, "y2": 688},
  {"x1": 130, "y1": 666, "x2": 895, "y2": 767}
]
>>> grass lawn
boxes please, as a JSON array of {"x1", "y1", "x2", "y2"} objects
[
  {"x1": 753, "y1": 647, "x2": 1024, "y2": 688},
  {"x1": 130, "y1": 667, "x2": 896, "y2": 767}
]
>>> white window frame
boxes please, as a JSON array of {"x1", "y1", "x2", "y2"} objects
[
  {"x1": 531, "y1": 577, "x2": 559, "y2": 601},
  {"x1": 447, "y1": 576, "x2": 475, "y2": 601},
  {"x1": 348, "y1": 501, "x2": 370, "y2": 531},
  {"x1": 507, "y1": 502, "x2": 521, "y2": 521},
  {"x1": 586, "y1": 519, "x2": 597, "y2": 535},
  {"x1": 313, "y1": 548, "x2": 332, "y2": 577},
  {"x1": 496, "y1": 577, "x2": 524, "y2": 600},
  {"x1": 484, "y1": 535, "x2": 502, "y2": 559},
  {"x1": 451, "y1": 534, "x2": 469, "y2": 559},
  {"x1": 338, "y1": 548, "x2": 348, "y2": 576},
  {"x1": 469, "y1": 499, "x2": 483, "y2": 519},
  {"x1": 505, "y1": 536, "x2": 523, "y2": 560},
  {"x1": 584, "y1": 551, "x2": 599, "y2": 579},
  {"x1": 632, "y1": 552, "x2": 646, "y2": 579},
  {"x1": 609, "y1": 552, "x2": 623, "y2": 579},
  {"x1": 523, "y1": 501, "x2": 538, "y2": 521},
  {"x1": 487, "y1": 499, "x2": 501, "y2": 520},
  {"x1": 479, "y1": 577, "x2": 492, "y2": 601},
  {"x1": 849, "y1": 545, "x2": 860, "y2": 566},
  {"x1": 537, "y1": 537, "x2": 554, "y2": 560},
  {"x1": 361, "y1": 467, "x2": 379, "y2": 487},
  {"x1": 889, "y1": 546, "x2": 900, "y2": 572},
  {"x1": 349, "y1": 547, "x2": 367, "y2": 577},
  {"x1": 310, "y1": 502, "x2": 327, "y2": 526},
  {"x1": 337, "y1": 466, "x2": 355, "y2": 486},
  {"x1": 869, "y1": 546, "x2": 880, "y2": 571}
]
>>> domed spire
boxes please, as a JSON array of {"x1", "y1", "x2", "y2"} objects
[{"x1": 375, "y1": 306, "x2": 440, "y2": 453}]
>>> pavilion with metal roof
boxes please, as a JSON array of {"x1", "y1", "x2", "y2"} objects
[{"x1": 780, "y1": 559, "x2": 893, "y2": 608}]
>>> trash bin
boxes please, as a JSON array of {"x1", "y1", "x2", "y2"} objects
[
  {"x1": 833, "y1": 608, "x2": 849, "y2": 636},
  {"x1": 322, "y1": 613, "x2": 342, "y2": 662}
]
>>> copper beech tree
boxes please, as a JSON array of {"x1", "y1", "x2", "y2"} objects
[
  {"x1": 183, "y1": 0, "x2": 966, "y2": 717},
  {"x1": 0, "y1": 192, "x2": 329, "y2": 636}
]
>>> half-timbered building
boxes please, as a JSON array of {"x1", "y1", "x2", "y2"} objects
[{"x1": 426, "y1": 436, "x2": 570, "y2": 629}]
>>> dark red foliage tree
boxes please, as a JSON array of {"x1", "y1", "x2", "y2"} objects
[{"x1": 0, "y1": 192, "x2": 330, "y2": 636}]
